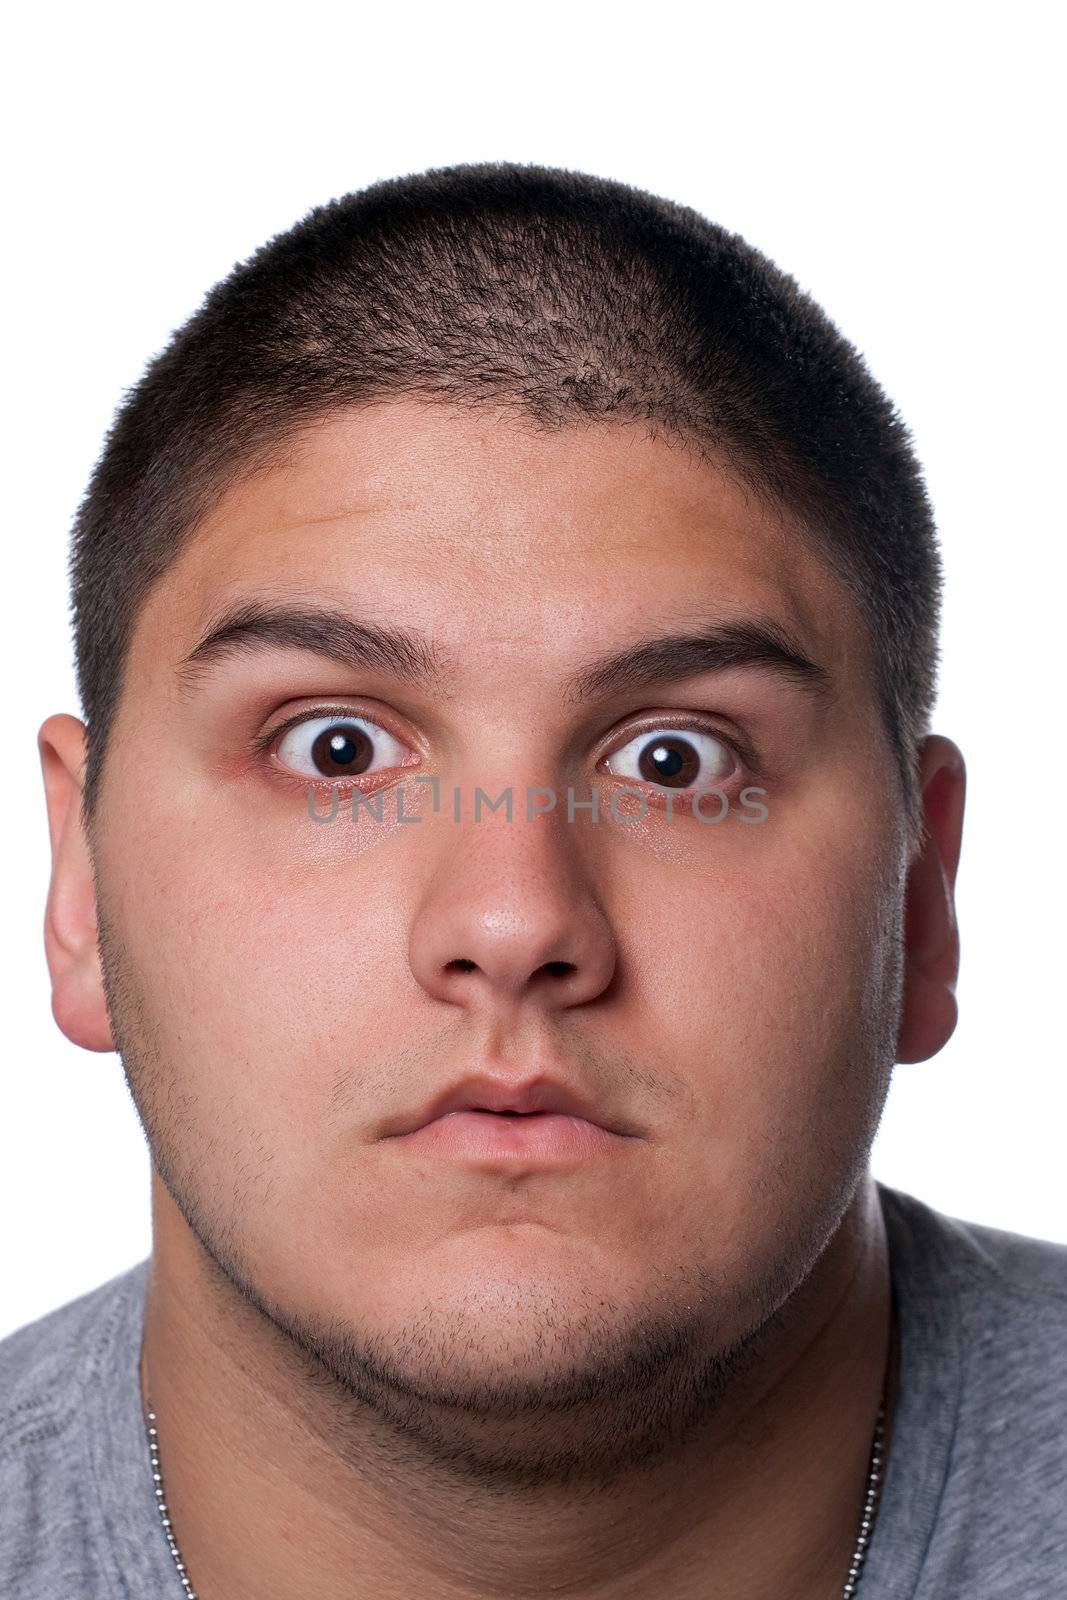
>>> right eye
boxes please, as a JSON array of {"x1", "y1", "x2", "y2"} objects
[{"x1": 274, "y1": 715, "x2": 415, "y2": 781}]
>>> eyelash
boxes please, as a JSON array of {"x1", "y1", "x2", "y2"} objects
[{"x1": 253, "y1": 703, "x2": 759, "y2": 801}]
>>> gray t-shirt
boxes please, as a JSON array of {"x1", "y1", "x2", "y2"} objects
[{"x1": 2, "y1": 1181, "x2": 1066, "y2": 1597}]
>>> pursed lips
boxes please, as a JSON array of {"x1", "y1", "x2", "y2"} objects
[{"x1": 378, "y1": 1075, "x2": 641, "y2": 1164}]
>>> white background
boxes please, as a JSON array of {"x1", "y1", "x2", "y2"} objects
[{"x1": 3, "y1": 1, "x2": 1064, "y2": 1340}]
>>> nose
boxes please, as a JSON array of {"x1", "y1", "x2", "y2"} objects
[{"x1": 408, "y1": 798, "x2": 618, "y2": 1015}]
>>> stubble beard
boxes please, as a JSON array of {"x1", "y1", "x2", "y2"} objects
[{"x1": 97, "y1": 899, "x2": 878, "y2": 1494}]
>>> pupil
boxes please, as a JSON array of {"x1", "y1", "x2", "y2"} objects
[
  {"x1": 638, "y1": 737, "x2": 700, "y2": 788},
  {"x1": 311, "y1": 723, "x2": 374, "y2": 777}
]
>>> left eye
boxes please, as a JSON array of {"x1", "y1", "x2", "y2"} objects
[
  {"x1": 602, "y1": 727, "x2": 736, "y2": 790},
  {"x1": 274, "y1": 716, "x2": 413, "y2": 780}
]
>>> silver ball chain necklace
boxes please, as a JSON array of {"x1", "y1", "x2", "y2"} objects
[{"x1": 143, "y1": 1375, "x2": 888, "y2": 1599}]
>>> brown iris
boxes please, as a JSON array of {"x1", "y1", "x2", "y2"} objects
[
  {"x1": 636, "y1": 734, "x2": 702, "y2": 788},
  {"x1": 310, "y1": 723, "x2": 375, "y2": 778}
]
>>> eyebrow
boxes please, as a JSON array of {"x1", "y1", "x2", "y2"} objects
[
  {"x1": 564, "y1": 619, "x2": 831, "y2": 704},
  {"x1": 175, "y1": 602, "x2": 440, "y2": 694},
  {"x1": 175, "y1": 600, "x2": 832, "y2": 705}
]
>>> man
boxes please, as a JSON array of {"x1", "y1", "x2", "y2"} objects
[{"x1": 3, "y1": 162, "x2": 1064, "y2": 1599}]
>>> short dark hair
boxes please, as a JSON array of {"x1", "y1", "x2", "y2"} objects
[{"x1": 70, "y1": 161, "x2": 942, "y2": 846}]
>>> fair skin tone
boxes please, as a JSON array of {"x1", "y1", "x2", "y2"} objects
[{"x1": 39, "y1": 400, "x2": 964, "y2": 1599}]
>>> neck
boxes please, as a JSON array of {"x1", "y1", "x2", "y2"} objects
[{"x1": 140, "y1": 1172, "x2": 897, "y2": 1600}]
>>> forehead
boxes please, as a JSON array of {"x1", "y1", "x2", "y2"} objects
[{"x1": 138, "y1": 399, "x2": 869, "y2": 687}]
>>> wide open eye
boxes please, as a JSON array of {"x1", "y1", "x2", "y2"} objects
[
  {"x1": 602, "y1": 727, "x2": 737, "y2": 791},
  {"x1": 274, "y1": 715, "x2": 413, "y2": 781}
]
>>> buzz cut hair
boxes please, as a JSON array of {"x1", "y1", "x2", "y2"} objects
[{"x1": 69, "y1": 160, "x2": 942, "y2": 848}]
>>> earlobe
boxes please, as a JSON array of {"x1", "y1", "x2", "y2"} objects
[
  {"x1": 38, "y1": 714, "x2": 116, "y2": 1053},
  {"x1": 895, "y1": 734, "x2": 967, "y2": 1065}
]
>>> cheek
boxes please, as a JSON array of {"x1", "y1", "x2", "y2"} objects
[
  {"x1": 622, "y1": 814, "x2": 899, "y2": 1213},
  {"x1": 97, "y1": 801, "x2": 425, "y2": 1158}
]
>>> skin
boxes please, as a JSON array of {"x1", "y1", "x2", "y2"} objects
[{"x1": 39, "y1": 399, "x2": 965, "y2": 1599}]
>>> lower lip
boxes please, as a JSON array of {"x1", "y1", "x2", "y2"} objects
[{"x1": 397, "y1": 1110, "x2": 627, "y2": 1163}]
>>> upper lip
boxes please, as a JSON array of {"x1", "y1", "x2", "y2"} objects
[{"x1": 382, "y1": 1074, "x2": 635, "y2": 1138}]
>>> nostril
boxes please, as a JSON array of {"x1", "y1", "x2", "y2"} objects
[
  {"x1": 447, "y1": 958, "x2": 477, "y2": 973},
  {"x1": 543, "y1": 961, "x2": 576, "y2": 978}
]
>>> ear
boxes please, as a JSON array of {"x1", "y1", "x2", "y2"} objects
[
  {"x1": 38, "y1": 714, "x2": 116, "y2": 1053},
  {"x1": 895, "y1": 734, "x2": 967, "y2": 1064}
]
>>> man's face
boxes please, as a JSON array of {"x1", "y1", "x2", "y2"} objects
[{"x1": 90, "y1": 401, "x2": 906, "y2": 1459}]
